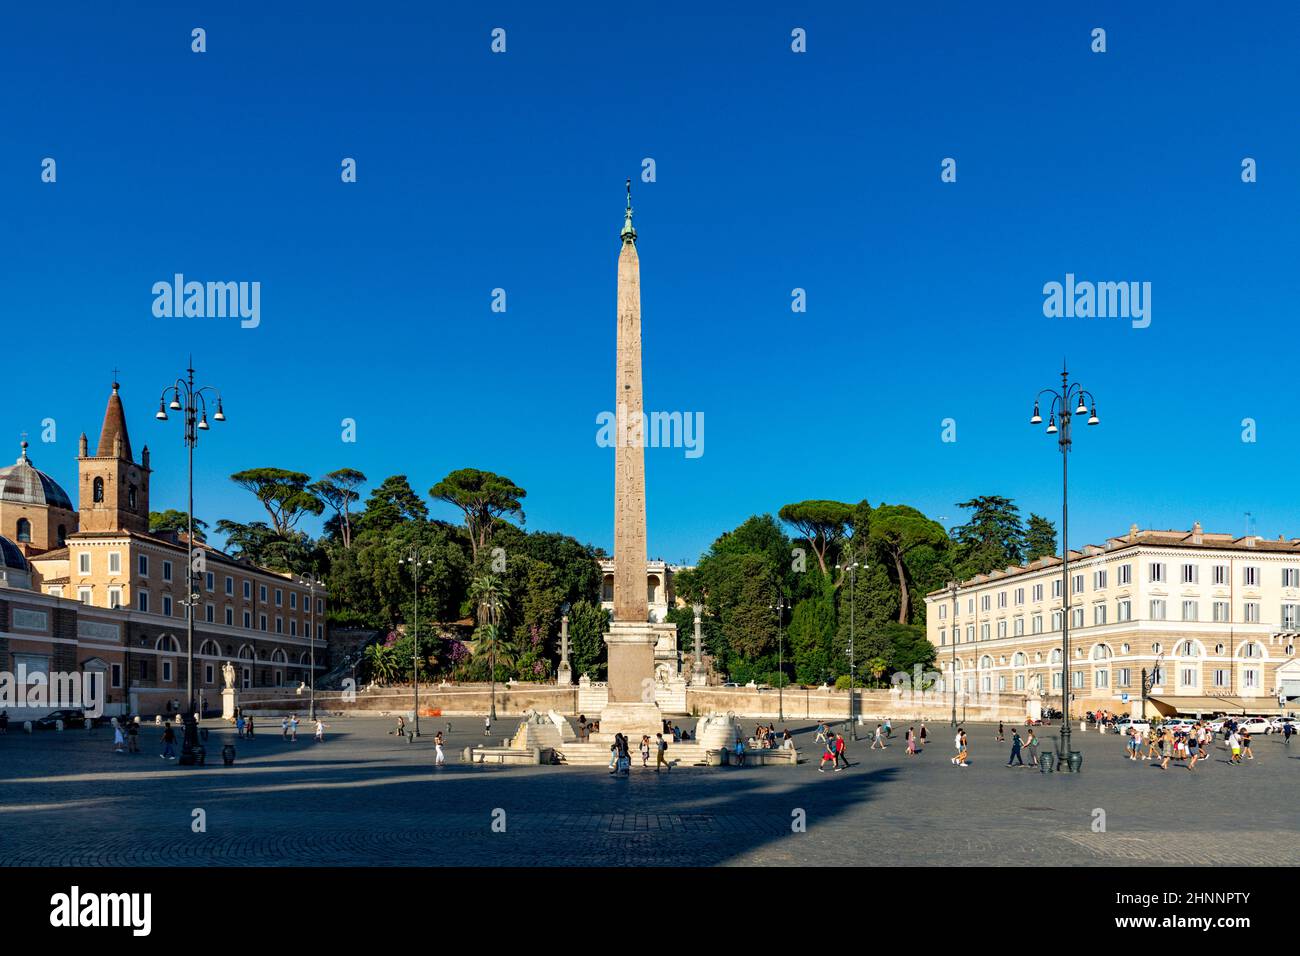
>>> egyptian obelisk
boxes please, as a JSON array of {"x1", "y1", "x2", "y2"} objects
[{"x1": 600, "y1": 180, "x2": 664, "y2": 738}]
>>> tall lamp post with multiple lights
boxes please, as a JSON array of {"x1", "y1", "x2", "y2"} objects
[
  {"x1": 296, "y1": 572, "x2": 323, "y2": 721},
  {"x1": 1029, "y1": 362, "x2": 1099, "y2": 771},
  {"x1": 836, "y1": 559, "x2": 863, "y2": 739},
  {"x1": 770, "y1": 593, "x2": 790, "y2": 723},
  {"x1": 948, "y1": 580, "x2": 959, "y2": 727},
  {"x1": 155, "y1": 365, "x2": 225, "y2": 762},
  {"x1": 403, "y1": 549, "x2": 433, "y2": 737}
]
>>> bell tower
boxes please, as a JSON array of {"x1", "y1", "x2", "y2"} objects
[{"x1": 78, "y1": 381, "x2": 150, "y2": 533}]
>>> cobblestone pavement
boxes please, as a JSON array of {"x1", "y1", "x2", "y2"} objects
[{"x1": 0, "y1": 717, "x2": 1295, "y2": 866}]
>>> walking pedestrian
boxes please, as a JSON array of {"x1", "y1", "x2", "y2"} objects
[
  {"x1": 1241, "y1": 729, "x2": 1254, "y2": 760},
  {"x1": 871, "y1": 724, "x2": 887, "y2": 749},
  {"x1": 834, "y1": 732, "x2": 848, "y2": 770},
  {"x1": 997, "y1": 721, "x2": 1005, "y2": 742},
  {"x1": 314, "y1": 718, "x2": 324, "y2": 742},
  {"x1": 246, "y1": 715, "x2": 255, "y2": 738},
  {"x1": 289, "y1": 715, "x2": 299, "y2": 742},
  {"x1": 127, "y1": 717, "x2": 139, "y2": 753},
  {"x1": 906, "y1": 727, "x2": 916, "y2": 756},
  {"x1": 818, "y1": 737, "x2": 836, "y2": 772},
  {"x1": 236, "y1": 714, "x2": 245, "y2": 738},
  {"x1": 655, "y1": 732, "x2": 670, "y2": 772},
  {"x1": 883, "y1": 717, "x2": 892, "y2": 739},
  {"x1": 918, "y1": 722, "x2": 927, "y2": 751},
  {"x1": 814, "y1": 721, "x2": 828, "y2": 744},
  {"x1": 951, "y1": 728, "x2": 969, "y2": 767},
  {"x1": 608, "y1": 738, "x2": 619, "y2": 773},
  {"x1": 1006, "y1": 728, "x2": 1024, "y2": 766},
  {"x1": 734, "y1": 738, "x2": 746, "y2": 766},
  {"x1": 1023, "y1": 728, "x2": 1039, "y2": 766},
  {"x1": 281, "y1": 716, "x2": 290, "y2": 739},
  {"x1": 640, "y1": 734, "x2": 651, "y2": 767},
  {"x1": 1227, "y1": 730, "x2": 1242, "y2": 764},
  {"x1": 161, "y1": 721, "x2": 176, "y2": 760},
  {"x1": 434, "y1": 731, "x2": 446, "y2": 766},
  {"x1": 484, "y1": 715, "x2": 491, "y2": 737},
  {"x1": 112, "y1": 719, "x2": 125, "y2": 753}
]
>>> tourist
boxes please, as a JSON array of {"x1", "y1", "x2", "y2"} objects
[
  {"x1": 1023, "y1": 728, "x2": 1039, "y2": 766},
  {"x1": 883, "y1": 717, "x2": 892, "y2": 739},
  {"x1": 1140, "y1": 729, "x2": 1158, "y2": 761},
  {"x1": 640, "y1": 735, "x2": 651, "y2": 767},
  {"x1": 618, "y1": 734, "x2": 632, "y2": 774},
  {"x1": 1187, "y1": 737, "x2": 1203, "y2": 772},
  {"x1": 672, "y1": 723, "x2": 681, "y2": 743},
  {"x1": 905, "y1": 727, "x2": 916, "y2": 756},
  {"x1": 918, "y1": 723, "x2": 928, "y2": 750},
  {"x1": 484, "y1": 715, "x2": 491, "y2": 737},
  {"x1": 314, "y1": 718, "x2": 325, "y2": 742},
  {"x1": 997, "y1": 721, "x2": 1005, "y2": 742},
  {"x1": 236, "y1": 714, "x2": 245, "y2": 739},
  {"x1": 577, "y1": 715, "x2": 587, "y2": 742},
  {"x1": 1006, "y1": 728, "x2": 1023, "y2": 766},
  {"x1": 1227, "y1": 729, "x2": 1242, "y2": 764},
  {"x1": 282, "y1": 717, "x2": 290, "y2": 739},
  {"x1": 734, "y1": 738, "x2": 746, "y2": 766},
  {"x1": 127, "y1": 717, "x2": 139, "y2": 753},
  {"x1": 1241, "y1": 729, "x2": 1254, "y2": 761},
  {"x1": 818, "y1": 737, "x2": 836, "y2": 772},
  {"x1": 781, "y1": 727, "x2": 793, "y2": 750},
  {"x1": 112, "y1": 719, "x2": 125, "y2": 754},
  {"x1": 289, "y1": 715, "x2": 299, "y2": 742},
  {"x1": 1157, "y1": 729, "x2": 1174, "y2": 770},
  {"x1": 655, "y1": 733, "x2": 669, "y2": 772},
  {"x1": 608, "y1": 738, "x2": 619, "y2": 773},
  {"x1": 161, "y1": 721, "x2": 176, "y2": 760},
  {"x1": 834, "y1": 732, "x2": 848, "y2": 770},
  {"x1": 434, "y1": 731, "x2": 445, "y2": 766},
  {"x1": 951, "y1": 728, "x2": 968, "y2": 767},
  {"x1": 246, "y1": 715, "x2": 255, "y2": 738},
  {"x1": 1284, "y1": 722, "x2": 1294, "y2": 746},
  {"x1": 1125, "y1": 728, "x2": 1138, "y2": 761},
  {"x1": 871, "y1": 724, "x2": 886, "y2": 749},
  {"x1": 815, "y1": 721, "x2": 828, "y2": 744}
]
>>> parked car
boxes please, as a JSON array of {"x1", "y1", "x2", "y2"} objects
[
  {"x1": 32, "y1": 709, "x2": 105, "y2": 730},
  {"x1": 1236, "y1": 717, "x2": 1273, "y2": 735},
  {"x1": 1113, "y1": 717, "x2": 1151, "y2": 736},
  {"x1": 1269, "y1": 716, "x2": 1297, "y2": 733}
]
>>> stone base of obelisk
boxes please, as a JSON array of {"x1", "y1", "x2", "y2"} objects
[
  {"x1": 596, "y1": 621, "x2": 665, "y2": 739},
  {"x1": 557, "y1": 660, "x2": 573, "y2": 686}
]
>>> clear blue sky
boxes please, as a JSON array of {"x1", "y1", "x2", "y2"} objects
[{"x1": 3, "y1": 2, "x2": 1298, "y2": 563}]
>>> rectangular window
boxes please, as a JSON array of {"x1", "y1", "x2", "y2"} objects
[
  {"x1": 1213, "y1": 669, "x2": 1228, "y2": 688},
  {"x1": 1117, "y1": 600, "x2": 1132, "y2": 622},
  {"x1": 163, "y1": 561, "x2": 172, "y2": 582},
  {"x1": 111, "y1": 663, "x2": 122, "y2": 688},
  {"x1": 980, "y1": 623, "x2": 989, "y2": 641},
  {"x1": 1117, "y1": 668, "x2": 1130, "y2": 687},
  {"x1": 260, "y1": 614, "x2": 267, "y2": 632},
  {"x1": 291, "y1": 619, "x2": 298, "y2": 637},
  {"x1": 1073, "y1": 573, "x2": 1084, "y2": 594},
  {"x1": 1213, "y1": 601, "x2": 1231, "y2": 623},
  {"x1": 1180, "y1": 668, "x2": 1196, "y2": 687},
  {"x1": 205, "y1": 604, "x2": 214, "y2": 623},
  {"x1": 1244, "y1": 668, "x2": 1259, "y2": 689},
  {"x1": 139, "y1": 661, "x2": 148, "y2": 680},
  {"x1": 108, "y1": 587, "x2": 122, "y2": 609},
  {"x1": 1013, "y1": 618, "x2": 1024, "y2": 636},
  {"x1": 162, "y1": 661, "x2": 173, "y2": 683},
  {"x1": 206, "y1": 571, "x2": 215, "y2": 592},
  {"x1": 291, "y1": 592, "x2": 298, "y2": 610},
  {"x1": 275, "y1": 589, "x2": 283, "y2": 607},
  {"x1": 78, "y1": 587, "x2": 93, "y2": 605},
  {"x1": 225, "y1": 607, "x2": 234, "y2": 626},
  {"x1": 1014, "y1": 588, "x2": 1024, "y2": 605},
  {"x1": 1093, "y1": 604, "x2": 1107, "y2": 626},
  {"x1": 316, "y1": 599, "x2": 323, "y2": 615},
  {"x1": 1182, "y1": 600, "x2": 1198, "y2": 622},
  {"x1": 1244, "y1": 566, "x2": 1259, "y2": 587},
  {"x1": 1118, "y1": 564, "x2": 1132, "y2": 586},
  {"x1": 938, "y1": 605, "x2": 947, "y2": 620},
  {"x1": 243, "y1": 611, "x2": 252, "y2": 628},
  {"x1": 162, "y1": 595, "x2": 173, "y2": 616},
  {"x1": 138, "y1": 554, "x2": 149, "y2": 576},
  {"x1": 1072, "y1": 670, "x2": 1084, "y2": 689},
  {"x1": 1095, "y1": 669, "x2": 1109, "y2": 688},
  {"x1": 1149, "y1": 562, "x2": 1166, "y2": 584},
  {"x1": 205, "y1": 664, "x2": 214, "y2": 685},
  {"x1": 137, "y1": 590, "x2": 150, "y2": 613},
  {"x1": 1244, "y1": 602, "x2": 1260, "y2": 623},
  {"x1": 1149, "y1": 599, "x2": 1166, "y2": 621},
  {"x1": 1051, "y1": 610, "x2": 1063, "y2": 631},
  {"x1": 966, "y1": 626, "x2": 974, "y2": 643},
  {"x1": 244, "y1": 581, "x2": 252, "y2": 600},
  {"x1": 316, "y1": 624, "x2": 323, "y2": 640},
  {"x1": 939, "y1": 629, "x2": 946, "y2": 646},
  {"x1": 260, "y1": 585, "x2": 268, "y2": 602},
  {"x1": 1071, "y1": 607, "x2": 1084, "y2": 628},
  {"x1": 225, "y1": 576, "x2": 234, "y2": 595},
  {"x1": 1283, "y1": 604, "x2": 1298, "y2": 630},
  {"x1": 1032, "y1": 584, "x2": 1044, "y2": 602},
  {"x1": 78, "y1": 553, "x2": 91, "y2": 575},
  {"x1": 108, "y1": 552, "x2": 121, "y2": 574},
  {"x1": 1093, "y1": 570, "x2": 1107, "y2": 590},
  {"x1": 1181, "y1": 563, "x2": 1198, "y2": 585},
  {"x1": 1051, "y1": 579, "x2": 1062, "y2": 599},
  {"x1": 1284, "y1": 568, "x2": 1300, "y2": 588},
  {"x1": 1032, "y1": 615, "x2": 1043, "y2": 634},
  {"x1": 997, "y1": 676, "x2": 1006, "y2": 692},
  {"x1": 1213, "y1": 564, "x2": 1228, "y2": 586}
]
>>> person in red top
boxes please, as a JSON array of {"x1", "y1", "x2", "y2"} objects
[{"x1": 833, "y1": 732, "x2": 849, "y2": 770}]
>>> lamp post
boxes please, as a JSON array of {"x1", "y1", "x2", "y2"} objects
[
  {"x1": 296, "y1": 572, "x2": 322, "y2": 720},
  {"x1": 836, "y1": 560, "x2": 863, "y2": 739},
  {"x1": 948, "y1": 580, "x2": 959, "y2": 727},
  {"x1": 770, "y1": 594, "x2": 790, "y2": 723},
  {"x1": 1029, "y1": 361, "x2": 1099, "y2": 771},
  {"x1": 155, "y1": 363, "x2": 225, "y2": 763},
  {"x1": 403, "y1": 549, "x2": 433, "y2": 737}
]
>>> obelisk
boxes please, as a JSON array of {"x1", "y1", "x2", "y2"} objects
[{"x1": 600, "y1": 180, "x2": 663, "y2": 738}]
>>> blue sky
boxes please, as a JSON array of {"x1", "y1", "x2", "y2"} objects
[{"x1": 3, "y1": 2, "x2": 1298, "y2": 563}]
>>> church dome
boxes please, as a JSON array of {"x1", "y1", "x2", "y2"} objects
[
  {"x1": 0, "y1": 442, "x2": 74, "y2": 511},
  {"x1": 0, "y1": 534, "x2": 28, "y2": 571}
]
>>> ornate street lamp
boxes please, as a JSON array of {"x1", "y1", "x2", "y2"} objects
[
  {"x1": 402, "y1": 550, "x2": 433, "y2": 737},
  {"x1": 1029, "y1": 361, "x2": 1099, "y2": 772},
  {"x1": 770, "y1": 593, "x2": 791, "y2": 722},
  {"x1": 948, "y1": 580, "x2": 959, "y2": 727},
  {"x1": 156, "y1": 362, "x2": 225, "y2": 764},
  {"x1": 835, "y1": 559, "x2": 864, "y2": 739},
  {"x1": 296, "y1": 572, "x2": 323, "y2": 720}
]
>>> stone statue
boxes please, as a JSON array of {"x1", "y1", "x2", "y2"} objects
[{"x1": 222, "y1": 661, "x2": 236, "y2": 689}]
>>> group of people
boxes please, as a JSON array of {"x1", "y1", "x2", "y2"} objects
[
  {"x1": 817, "y1": 730, "x2": 850, "y2": 771},
  {"x1": 1120, "y1": 720, "x2": 1253, "y2": 771},
  {"x1": 607, "y1": 733, "x2": 670, "y2": 773},
  {"x1": 748, "y1": 723, "x2": 790, "y2": 750}
]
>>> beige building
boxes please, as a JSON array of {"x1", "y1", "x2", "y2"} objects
[
  {"x1": 599, "y1": 559, "x2": 685, "y2": 624},
  {"x1": 0, "y1": 381, "x2": 328, "y2": 717},
  {"x1": 924, "y1": 523, "x2": 1300, "y2": 716}
]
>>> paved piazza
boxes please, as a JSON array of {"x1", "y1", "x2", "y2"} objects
[{"x1": 0, "y1": 717, "x2": 1295, "y2": 867}]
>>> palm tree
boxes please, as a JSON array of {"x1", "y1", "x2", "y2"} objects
[
  {"x1": 468, "y1": 573, "x2": 508, "y2": 627},
  {"x1": 868, "y1": 656, "x2": 890, "y2": 688}
]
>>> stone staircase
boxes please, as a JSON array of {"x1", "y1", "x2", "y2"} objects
[{"x1": 554, "y1": 741, "x2": 710, "y2": 767}]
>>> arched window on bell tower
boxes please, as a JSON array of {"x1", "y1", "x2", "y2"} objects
[
  {"x1": 93, "y1": 477, "x2": 104, "y2": 503},
  {"x1": 128, "y1": 484, "x2": 137, "y2": 510},
  {"x1": 16, "y1": 518, "x2": 31, "y2": 542}
]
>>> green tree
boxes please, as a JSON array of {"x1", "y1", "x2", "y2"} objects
[
  {"x1": 149, "y1": 510, "x2": 207, "y2": 540},
  {"x1": 567, "y1": 599, "x2": 609, "y2": 678},
  {"x1": 778, "y1": 500, "x2": 854, "y2": 577},
  {"x1": 230, "y1": 467, "x2": 324, "y2": 536},
  {"x1": 430, "y1": 468, "x2": 526, "y2": 563},
  {"x1": 354, "y1": 475, "x2": 429, "y2": 536},
  {"x1": 867, "y1": 504, "x2": 949, "y2": 623},
  {"x1": 951, "y1": 495, "x2": 1027, "y2": 575},
  {"x1": 311, "y1": 468, "x2": 367, "y2": 548},
  {"x1": 787, "y1": 574, "x2": 837, "y2": 684},
  {"x1": 1025, "y1": 513, "x2": 1058, "y2": 562}
]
